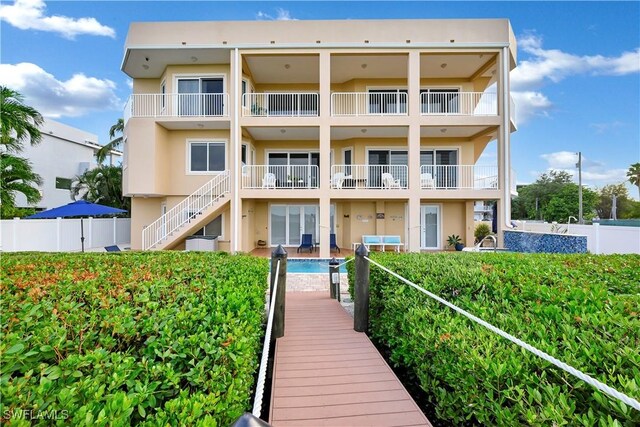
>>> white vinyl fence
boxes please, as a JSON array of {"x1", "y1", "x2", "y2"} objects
[
  {"x1": 511, "y1": 221, "x2": 640, "y2": 255},
  {"x1": 0, "y1": 217, "x2": 130, "y2": 252}
]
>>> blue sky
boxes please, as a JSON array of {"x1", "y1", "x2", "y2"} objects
[{"x1": 1, "y1": 0, "x2": 639, "y2": 197}]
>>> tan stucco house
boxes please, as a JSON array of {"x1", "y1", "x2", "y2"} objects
[{"x1": 121, "y1": 18, "x2": 517, "y2": 255}]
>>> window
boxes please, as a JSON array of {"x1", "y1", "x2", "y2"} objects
[
  {"x1": 160, "y1": 80, "x2": 166, "y2": 110},
  {"x1": 189, "y1": 141, "x2": 225, "y2": 173},
  {"x1": 55, "y1": 177, "x2": 72, "y2": 190},
  {"x1": 193, "y1": 214, "x2": 223, "y2": 237},
  {"x1": 241, "y1": 144, "x2": 247, "y2": 165},
  {"x1": 242, "y1": 80, "x2": 247, "y2": 106},
  {"x1": 177, "y1": 77, "x2": 224, "y2": 116}
]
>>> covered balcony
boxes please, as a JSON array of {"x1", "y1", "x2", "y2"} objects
[
  {"x1": 124, "y1": 93, "x2": 229, "y2": 122},
  {"x1": 330, "y1": 165, "x2": 409, "y2": 189},
  {"x1": 241, "y1": 165, "x2": 319, "y2": 189},
  {"x1": 420, "y1": 91, "x2": 497, "y2": 116},
  {"x1": 331, "y1": 91, "x2": 408, "y2": 116},
  {"x1": 419, "y1": 165, "x2": 498, "y2": 189},
  {"x1": 242, "y1": 93, "x2": 319, "y2": 117}
]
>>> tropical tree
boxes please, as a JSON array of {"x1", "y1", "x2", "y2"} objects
[
  {"x1": 95, "y1": 118, "x2": 123, "y2": 164},
  {"x1": 0, "y1": 154, "x2": 42, "y2": 218},
  {"x1": 511, "y1": 170, "x2": 597, "y2": 222},
  {"x1": 0, "y1": 86, "x2": 43, "y2": 153},
  {"x1": 71, "y1": 164, "x2": 129, "y2": 212},
  {"x1": 627, "y1": 162, "x2": 640, "y2": 198}
]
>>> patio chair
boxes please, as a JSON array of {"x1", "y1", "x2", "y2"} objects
[
  {"x1": 331, "y1": 172, "x2": 345, "y2": 189},
  {"x1": 104, "y1": 245, "x2": 121, "y2": 252},
  {"x1": 420, "y1": 172, "x2": 435, "y2": 188},
  {"x1": 297, "y1": 233, "x2": 314, "y2": 253},
  {"x1": 262, "y1": 172, "x2": 276, "y2": 189},
  {"x1": 330, "y1": 233, "x2": 341, "y2": 253},
  {"x1": 382, "y1": 173, "x2": 401, "y2": 189}
]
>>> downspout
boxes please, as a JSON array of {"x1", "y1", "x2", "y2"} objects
[
  {"x1": 501, "y1": 46, "x2": 513, "y2": 230},
  {"x1": 232, "y1": 48, "x2": 240, "y2": 252}
]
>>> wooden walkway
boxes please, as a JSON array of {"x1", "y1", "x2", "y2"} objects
[{"x1": 270, "y1": 292, "x2": 431, "y2": 427}]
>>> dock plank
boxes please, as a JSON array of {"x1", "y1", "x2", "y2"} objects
[{"x1": 270, "y1": 292, "x2": 431, "y2": 426}]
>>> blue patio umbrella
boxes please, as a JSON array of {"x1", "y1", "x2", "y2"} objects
[{"x1": 27, "y1": 200, "x2": 126, "y2": 252}]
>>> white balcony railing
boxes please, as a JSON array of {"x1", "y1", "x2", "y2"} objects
[
  {"x1": 331, "y1": 92, "x2": 408, "y2": 116},
  {"x1": 242, "y1": 93, "x2": 319, "y2": 117},
  {"x1": 126, "y1": 93, "x2": 229, "y2": 119},
  {"x1": 330, "y1": 165, "x2": 409, "y2": 189},
  {"x1": 420, "y1": 165, "x2": 498, "y2": 189},
  {"x1": 420, "y1": 92, "x2": 497, "y2": 116},
  {"x1": 242, "y1": 165, "x2": 319, "y2": 189}
]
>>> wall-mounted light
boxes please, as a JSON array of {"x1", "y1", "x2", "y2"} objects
[
  {"x1": 440, "y1": 128, "x2": 447, "y2": 134},
  {"x1": 440, "y1": 63, "x2": 447, "y2": 69},
  {"x1": 280, "y1": 129, "x2": 286, "y2": 134},
  {"x1": 360, "y1": 128, "x2": 367, "y2": 134},
  {"x1": 191, "y1": 56, "x2": 198, "y2": 62},
  {"x1": 142, "y1": 64, "x2": 149, "y2": 70},
  {"x1": 361, "y1": 63, "x2": 367, "y2": 69},
  {"x1": 284, "y1": 64, "x2": 291, "y2": 69}
]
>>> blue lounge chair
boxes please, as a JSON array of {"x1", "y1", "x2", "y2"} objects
[
  {"x1": 297, "y1": 234, "x2": 314, "y2": 253},
  {"x1": 104, "y1": 245, "x2": 121, "y2": 252},
  {"x1": 330, "y1": 233, "x2": 340, "y2": 253}
]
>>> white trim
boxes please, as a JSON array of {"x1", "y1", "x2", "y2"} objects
[
  {"x1": 185, "y1": 138, "x2": 228, "y2": 175},
  {"x1": 420, "y1": 203, "x2": 442, "y2": 250}
]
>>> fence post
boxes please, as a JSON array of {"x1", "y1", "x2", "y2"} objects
[
  {"x1": 329, "y1": 257, "x2": 340, "y2": 300},
  {"x1": 593, "y1": 222, "x2": 600, "y2": 254},
  {"x1": 354, "y1": 244, "x2": 370, "y2": 332},
  {"x1": 270, "y1": 245, "x2": 287, "y2": 339}
]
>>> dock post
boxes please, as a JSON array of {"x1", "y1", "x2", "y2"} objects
[
  {"x1": 271, "y1": 245, "x2": 288, "y2": 339},
  {"x1": 354, "y1": 244, "x2": 370, "y2": 332},
  {"x1": 329, "y1": 257, "x2": 340, "y2": 300}
]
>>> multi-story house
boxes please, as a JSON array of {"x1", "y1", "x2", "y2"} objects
[
  {"x1": 122, "y1": 19, "x2": 517, "y2": 255},
  {"x1": 15, "y1": 118, "x2": 122, "y2": 210}
]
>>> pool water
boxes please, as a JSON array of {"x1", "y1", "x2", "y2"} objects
[{"x1": 276, "y1": 259, "x2": 348, "y2": 274}]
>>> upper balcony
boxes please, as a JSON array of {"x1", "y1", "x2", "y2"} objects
[
  {"x1": 124, "y1": 93, "x2": 230, "y2": 128},
  {"x1": 242, "y1": 93, "x2": 319, "y2": 117},
  {"x1": 331, "y1": 92, "x2": 408, "y2": 117},
  {"x1": 420, "y1": 92, "x2": 497, "y2": 116}
]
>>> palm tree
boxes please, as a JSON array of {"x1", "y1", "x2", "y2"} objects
[
  {"x1": 627, "y1": 162, "x2": 640, "y2": 198},
  {"x1": 95, "y1": 118, "x2": 124, "y2": 164},
  {"x1": 0, "y1": 154, "x2": 42, "y2": 214},
  {"x1": 0, "y1": 86, "x2": 44, "y2": 153},
  {"x1": 71, "y1": 164, "x2": 129, "y2": 212}
]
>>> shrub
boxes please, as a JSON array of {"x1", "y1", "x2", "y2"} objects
[
  {"x1": 1, "y1": 252, "x2": 269, "y2": 426},
  {"x1": 346, "y1": 252, "x2": 640, "y2": 425},
  {"x1": 474, "y1": 223, "x2": 491, "y2": 243}
]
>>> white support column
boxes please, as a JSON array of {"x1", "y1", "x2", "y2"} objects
[
  {"x1": 231, "y1": 48, "x2": 241, "y2": 253},
  {"x1": 408, "y1": 51, "x2": 422, "y2": 253},
  {"x1": 319, "y1": 50, "x2": 331, "y2": 258}
]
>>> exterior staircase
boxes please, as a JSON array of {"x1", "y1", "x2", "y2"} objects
[{"x1": 142, "y1": 171, "x2": 231, "y2": 250}]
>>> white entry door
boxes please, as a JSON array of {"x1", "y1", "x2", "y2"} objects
[
  {"x1": 420, "y1": 205, "x2": 440, "y2": 249},
  {"x1": 270, "y1": 205, "x2": 319, "y2": 246}
]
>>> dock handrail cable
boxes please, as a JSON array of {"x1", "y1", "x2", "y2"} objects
[
  {"x1": 252, "y1": 259, "x2": 280, "y2": 418},
  {"x1": 363, "y1": 255, "x2": 640, "y2": 412}
]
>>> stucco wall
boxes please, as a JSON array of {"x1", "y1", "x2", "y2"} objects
[{"x1": 504, "y1": 230, "x2": 587, "y2": 254}]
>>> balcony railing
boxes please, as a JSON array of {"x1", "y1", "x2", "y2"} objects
[
  {"x1": 242, "y1": 165, "x2": 319, "y2": 189},
  {"x1": 330, "y1": 165, "x2": 409, "y2": 189},
  {"x1": 331, "y1": 92, "x2": 408, "y2": 116},
  {"x1": 420, "y1": 92, "x2": 497, "y2": 116},
  {"x1": 242, "y1": 93, "x2": 319, "y2": 117},
  {"x1": 420, "y1": 165, "x2": 498, "y2": 189},
  {"x1": 125, "y1": 93, "x2": 229, "y2": 119}
]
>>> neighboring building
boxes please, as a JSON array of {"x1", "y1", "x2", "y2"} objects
[
  {"x1": 15, "y1": 119, "x2": 123, "y2": 210},
  {"x1": 474, "y1": 201, "x2": 494, "y2": 222},
  {"x1": 121, "y1": 19, "x2": 518, "y2": 254}
]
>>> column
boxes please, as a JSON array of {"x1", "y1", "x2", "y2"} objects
[
  {"x1": 231, "y1": 48, "x2": 242, "y2": 253},
  {"x1": 318, "y1": 50, "x2": 331, "y2": 257},
  {"x1": 465, "y1": 201, "x2": 475, "y2": 247},
  {"x1": 407, "y1": 51, "x2": 422, "y2": 252}
]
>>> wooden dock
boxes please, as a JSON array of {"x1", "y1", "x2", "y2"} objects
[{"x1": 270, "y1": 292, "x2": 431, "y2": 427}]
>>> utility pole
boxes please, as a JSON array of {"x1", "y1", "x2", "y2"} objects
[{"x1": 576, "y1": 152, "x2": 583, "y2": 224}]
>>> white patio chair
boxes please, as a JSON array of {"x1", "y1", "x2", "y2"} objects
[
  {"x1": 331, "y1": 172, "x2": 345, "y2": 189},
  {"x1": 420, "y1": 172, "x2": 435, "y2": 188},
  {"x1": 382, "y1": 173, "x2": 401, "y2": 189},
  {"x1": 262, "y1": 172, "x2": 276, "y2": 189}
]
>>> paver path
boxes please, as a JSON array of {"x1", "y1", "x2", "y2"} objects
[{"x1": 270, "y1": 292, "x2": 431, "y2": 427}]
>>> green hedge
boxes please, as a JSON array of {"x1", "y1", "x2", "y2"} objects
[
  {"x1": 1, "y1": 252, "x2": 269, "y2": 426},
  {"x1": 347, "y1": 253, "x2": 640, "y2": 425}
]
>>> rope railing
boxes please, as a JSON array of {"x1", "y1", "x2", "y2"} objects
[
  {"x1": 363, "y1": 255, "x2": 640, "y2": 412},
  {"x1": 336, "y1": 257, "x2": 354, "y2": 268},
  {"x1": 252, "y1": 259, "x2": 280, "y2": 418}
]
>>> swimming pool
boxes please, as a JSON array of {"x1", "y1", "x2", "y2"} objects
[{"x1": 276, "y1": 258, "x2": 348, "y2": 274}]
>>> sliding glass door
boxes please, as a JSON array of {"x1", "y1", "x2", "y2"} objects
[
  {"x1": 268, "y1": 152, "x2": 319, "y2": 187},
  {"x1": 420, "y1": 149, "x2": 458, "y2": 188},
  {"x1": 177, "y1": 78, "x2": 223, "y2": 116},
  {"x1": 270, "y1": 205, "x2": 319, "y2": 246},
  {"x1": 368, "y1": 150, "x2": 408, "y2": 187}
]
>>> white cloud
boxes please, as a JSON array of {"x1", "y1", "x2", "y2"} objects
[
  {"x1": 589, "y1": 120, "x2": 624, "y2": 134},
  {"x1": 0, "y1": 63, "x2": 121, "y2": 118},
  {"x1": 509, "y1": 33, "x2": 639, "y2": 124},
  {"x1": 256, "y1": 7, "x2": 296, "y2": 21},
  {"x1": 539, "y1": 151, "x2": 629, "y2": 187},
  {"x1": 0, "y1": 0, "x2": 115, "y2": 39}
]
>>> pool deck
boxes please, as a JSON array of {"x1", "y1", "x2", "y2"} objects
[{"x1": 269, "y1": 292, "x2": 431, "y2": 427}]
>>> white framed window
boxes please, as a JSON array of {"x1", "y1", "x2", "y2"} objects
[{"x1": 187, "y1": 140, "x2": 226, "y2": 173}]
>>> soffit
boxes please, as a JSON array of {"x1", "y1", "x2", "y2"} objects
[
  {"x1": 245, "y1": 55, "x2": 320, "y2": 84},
  {"x1": 421, "y1": 53, "x2": 496, "y2": 79},
  {"x1": 331, "y1": 54, "x2": 408, "y2": 84},
  {"x1": 331, "y1": 126, "x2": 408, "y2": 140},
  {"x1": 124, "y1": 48, "x2": 231, "y2": 78},
  {"x1": 245, "y1": 126, "x2": 319, "y2": 140},
  {"x1": 421, "y1": 126, "x2": 493, "y2": 138}
]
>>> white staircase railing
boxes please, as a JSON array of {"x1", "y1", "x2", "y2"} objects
[{"x1": 142, "y1": 171, "x2": 230, "y2": 250}]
